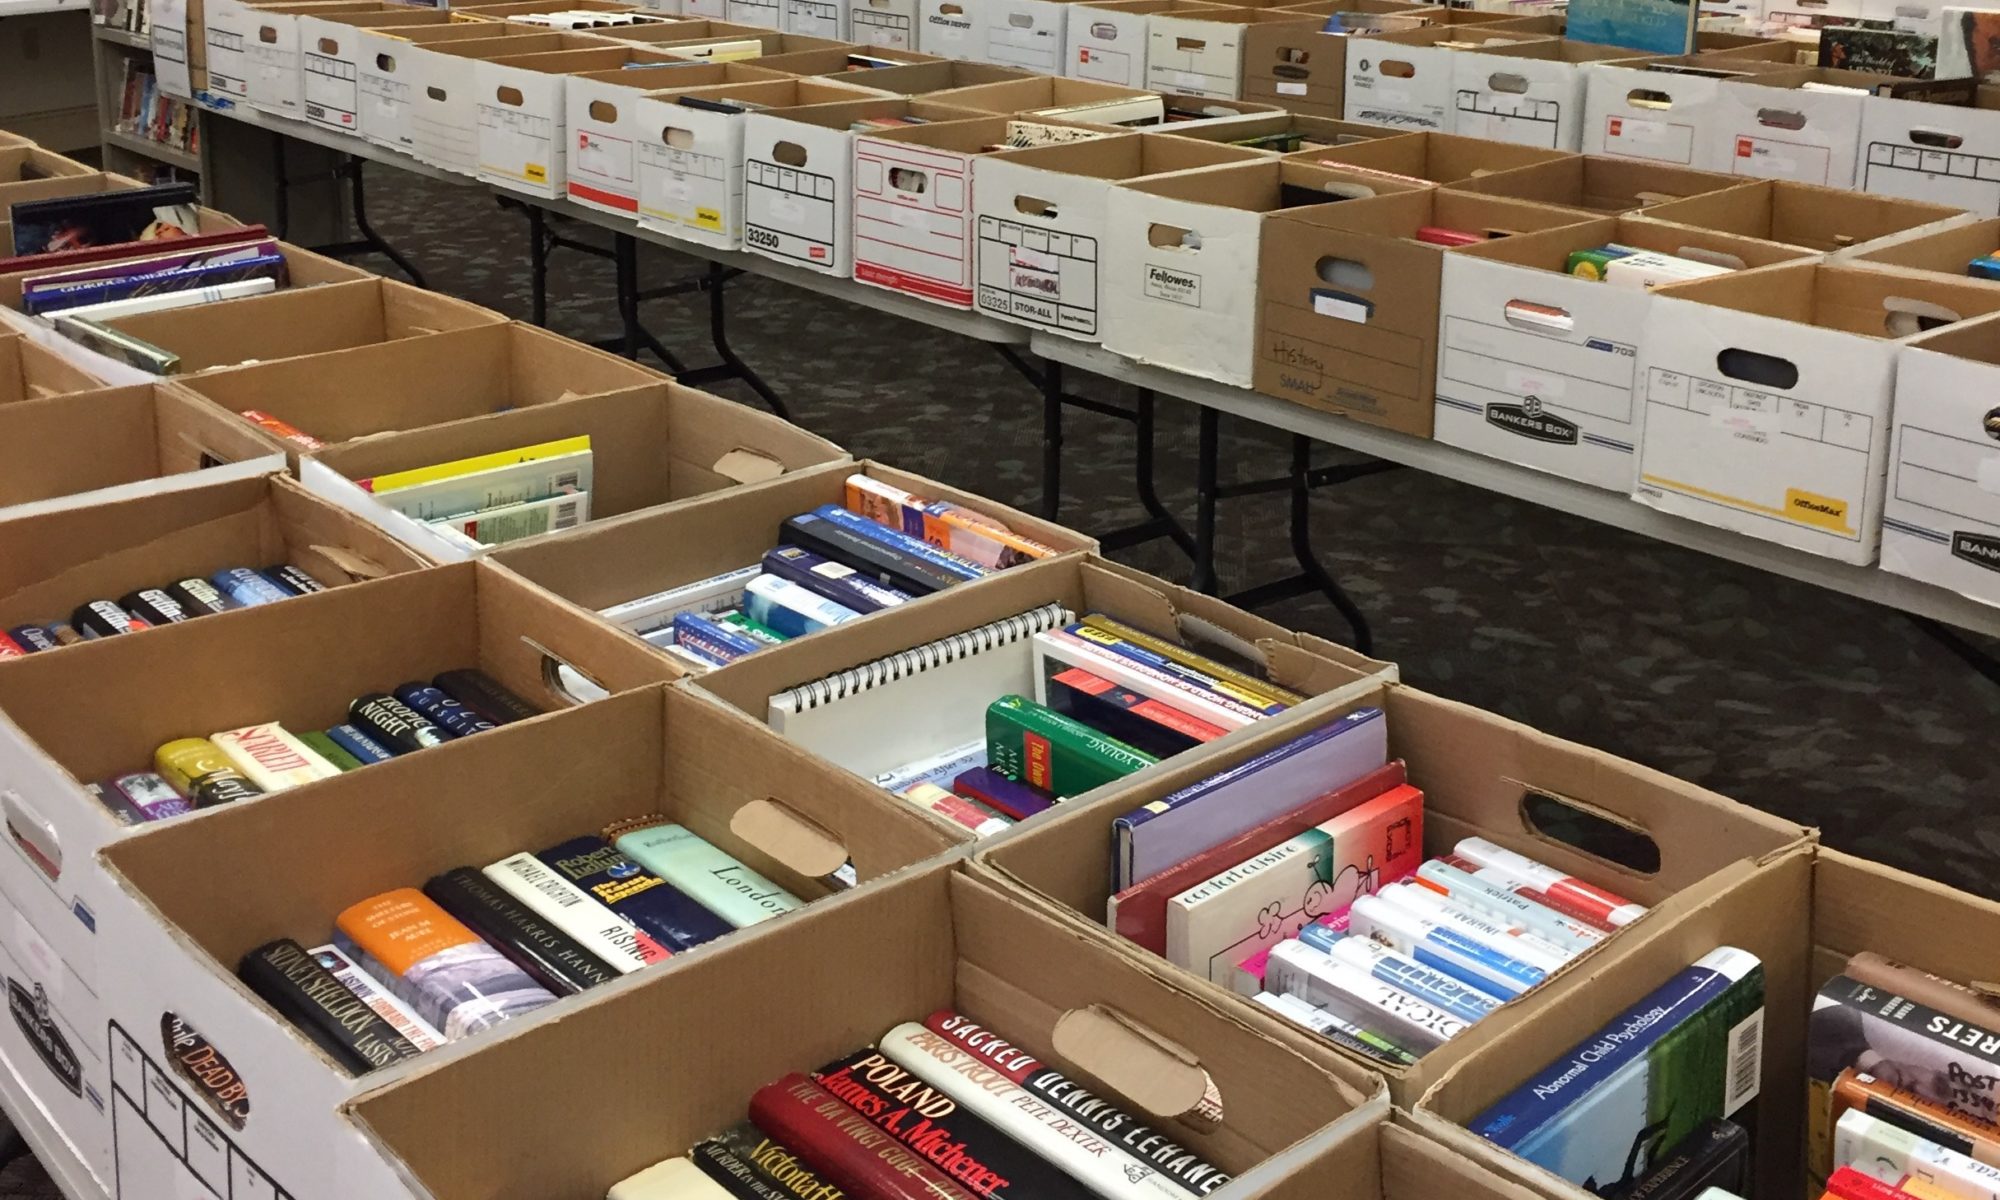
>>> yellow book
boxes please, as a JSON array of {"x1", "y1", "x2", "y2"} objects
[{"x1": 359, "y1": 435, "x2": 592, "y2": 494}]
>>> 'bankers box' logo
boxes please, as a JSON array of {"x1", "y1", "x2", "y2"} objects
[
  {"x1": 8, "y1": 979, "x2": 80, "y2": 1097},
  {"x1": 1485, "y1": 396, "x2": 1578, "y2": 444},
  {"x1": 162, "y1": 1012, "x2": 250, "y2": 1130},
  {"x1": 1953, "y1": 531, "x2": 2000, "y2": 573}
]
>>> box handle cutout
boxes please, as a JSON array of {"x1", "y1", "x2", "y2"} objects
[
  {"x1": 1090, "y1": 20, "x2": 1117, "y2": 36},
  {"x1": 1148, "y1": 222, "x2": 1200, "y2": 249},
  {"x1": 1315, "y1": 255, "x2": 1374, "y2": 291},
  {"x1": 1051, "y1": 1005, "x2": 1222, "y2": 1127},
  {"x1": 497, "y1": 84, "x2": 526, "y2": 107},
  {"x1": 1278, "y1": 45, "x2": 1309, "y2": 63},
  {"x1": 1321, "y1": 181, "x2": 1378, "y2": 200},
  {"x1": 772, "y1": 139, "x2": 809, "y2": 166},
  {"x1": 1907, "y1": 127, "x2": 1965, "y2": 149},
  {"x1": 664, "y1": 126, "x2": 697, "y2": 149},
  {"x1": 1519, "y1": 791, "x2": 1661, "y2": 875},
  {"x1": 1503, "y1": 298, "x2": 1572, "y2": 333},
  {"x1": 1274, "y1": 63, "x2": 1309, "y2": 79},
  {"x1": 590, "y1": 99, "x2": 618, "y2": 121},
  {"x1": 889, "y1": 166, "x2": 929, "y2": 194},
  {"x1": 376, "y1": 52, "x2": 396, "y2": 70},
  {"x1": 1627, "y1": 87, "x2": 1673, "y2": 109},
  {"x1": 730, "y1": 798, "x2": 851, "y2": 880},
  {"x1": 869, "y1": 0, "x2": 891, "y2": 10},
  {"x1": 427, "y1": 85, "x2": 448, "y2": 101},
  {"x1": 258, "y1": 24, "x2": 277, "y2": 41},
  {"x1": 1671, "y1": 245, "x2": 1746, "y2": 270},
  {"x1": 1716, "y1": 347, "x2": 1798, "y2": 389},
  {"x1": 1985, "y1": 406, "x2": 2000, "y2": 441},
  {"x1": 1008, "y1": 11, "x2": 1031, "y2": 24},
  {"x1": 1756, "y1": 107, "x2": 1805, "y2": 130},
  {"x1": 1177, "y1": 35, "x2": 1206, "y2": 49},
  {"x1": 526, "y1": 636, "x2": 607, "y2": 707},
  {"x1": 940, "y1": 3, "x2": 964, "y2": 12},
  {"x1": 1883, "y1": 295, "x2": 1964, "y2": 337},
  {"x1": 1486, "y1": 71, "x2": 1528, "y2": 93},
  {"x1": 306, "y1": 544, "x2": 391, "y2": 581},
  {"x1": 1015, "y1": 193, "x2": 1057, "y2": 217},
  {"x1": 1379, "y1": 58, "x2": 1415, "y2": 77},
  {"x1": 318, "y1": 36, "x2": 338, "y2": 53},
  {"x1": 2, "y1": 792, "x2": 59, "y2": 882}
]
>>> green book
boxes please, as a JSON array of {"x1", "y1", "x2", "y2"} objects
[
  {"x1": 721, "y1": 611, "x2": 788, "y2": 645},
  {"x1": 608, "y1": 820, "x2": 804, "y2": 928},
  {"x1": 985, "y1": 695, "x2": 1157, "y2": 800},
  {"x1": 299, "y1": 730, "x2": 363, "y2": 772}
]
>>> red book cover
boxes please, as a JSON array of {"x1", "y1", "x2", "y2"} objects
[
  {"x1": 1108, "y1": 760, "x2": 1408, "y2": 955},
  {"x1": 748, "y1": 1074, "x2": 978, "y2": 1200},
  {"x1": 0, "y1": 225, "x2": 269, "y2": 276},
  {"x1": 1050, "y1": 666, "x2": 1227, "y2": 746},
  {"x1": 1827, "y1": 1167, "x2": 1921, "y2": 1200}
]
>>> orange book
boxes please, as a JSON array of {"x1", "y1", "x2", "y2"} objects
[
  {"x1": 1832, "y1": 1068, "x2": 2000, "y2": 1167},
  {"x1": 334, "y1": 889, "x2": 555, "y2": 1040}
]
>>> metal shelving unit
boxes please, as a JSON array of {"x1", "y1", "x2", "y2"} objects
[{"x1": 89, "y1": 14, "x2": 203, "y2": 185}]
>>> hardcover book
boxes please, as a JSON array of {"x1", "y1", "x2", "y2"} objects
[
  {"x1": 308, "y1": 943, "x2": 444, "y2": 1052},
  {"x1": 535, "y1": 835, "x2": 734, "y2": 953},
  {"x1": 746, "y1": 1074, "x2": 979, "y2": 1200},
  {"x1": 238, "y1": 937, "x2": 424, "y2": 1074},
  {"x1": 609, "y1": 819, "x2": 803, "y2": 928},
  {"x1": 1047, "y1": 666, "x2": 1224, "y2": 759},
  {"x1": 9, "y1": 182, "x2": 199, "y2": 256},
  {"x1": 422, "y1": 866, "x2": 620, "y2": 995},
  {"x1": 692, "y1": 1121, "x2": 853, "y2": 1200},
  {"x1": 984, "y1": 694, "x2": 1158, "y2": 798},
  {"x1": 779, "y1": 511, "x2": 969, "y2": 595},
  {"x1": 613, "y1": 1156, "x2": 738, "y2": 1200},
  {"x1": 1032, "y1": 629, "x2": 1262, "y2": 731},
  {"x1": 332, "y1": 889, "x2": 558, "y2": 1041},
  {"x1": 482, "y1": 851, "x2": 671, "y2": 973}
]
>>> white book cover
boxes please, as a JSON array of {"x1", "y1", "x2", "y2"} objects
[
  {"x1": 432, "y1": 488, "x2": 589, "y2": 546},
  {"x1": 600, "y1": 565, "x2": 762, "y2": 632},
  {"x1": 1031, "y1": 629, "x2": 1262, "y2": 730},
  {"x1": 482, "y1": 853, "x2": 667, "y2": 974},
  {"x1": 1264, "y1": 940, "x2": 1463, "y2": 1050},
  {"x1": 377, "y1": 449, "x2": 596, "y2": 521}
]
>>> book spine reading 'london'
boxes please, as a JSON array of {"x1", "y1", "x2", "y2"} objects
[{"x1": 746, "y1": 1074, "x2": 977, "y2": 1200}]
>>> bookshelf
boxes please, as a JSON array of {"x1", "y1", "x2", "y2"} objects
[{"x1": 89, "y1": 0, "x2": 205, "y2": 187}]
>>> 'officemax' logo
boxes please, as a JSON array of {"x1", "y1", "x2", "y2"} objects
[
  {"x1": 1485, "y1": 397, "x2": 1577, "y2": 444},
  {"x1": 8, "y1": 979, "x2": 80, "y2": 1097},
  {"x1": 1953, "y1": 531, "x2": 2000, "y2": 573},
  {"x1": 162, "y1": 1012, "x2": 250, "y2": 1130}
]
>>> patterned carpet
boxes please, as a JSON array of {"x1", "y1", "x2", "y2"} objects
[{"x1": 8, "y1": 163, "x2": 1999, "y2": 1197}]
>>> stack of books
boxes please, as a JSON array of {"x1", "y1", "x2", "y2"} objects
[
  {"x1": 240, "y1": 822, "x2": 804, "y2": 1072},
  {"x1": 357, "y1": 436, "x2": 597, "y2": 550},
  {"x1": 88, "y1": 668, "x2": 540, "y2": 825},
  {"x1": 0, "y1": 562, "x2": 326, "y2": 658},
  {"x1": 116, "y1": 59, "x2": 201, "y2": 159},
  {"x1": 610, "y1": 1008, "x2": 1232, "y2": 1199}
]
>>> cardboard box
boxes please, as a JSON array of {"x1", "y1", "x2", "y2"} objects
[
  {"x1": 693, "y1": 551, "x2": 1391, "y2": 805},
  {"x1": 1842, "y1": 212, "x2": 2000, "y2": 276},
  {"x1": 1635, "y1": 262, "x2": 2000, "y2": 562},
  {"x1": 98, "y1": 278, "x2": 505, "y2": 377},
  {"x1": 1342, "y1": 25, "x2": 1557, "y2": 133},
  {"x1": 194, "y1": 0, "x2": 371, "y2": 112},
  {"x1": 1446, "y1": 153, "x2": 1746, "y2": 212},
  {"x1": 0, "y1": 336, "x2": 105, "y2": 405},
  {"x1": 0, "y1": 147, "x2": 93, "y2": 189},
  {"x1": 0, "y1": 211, "x2": 293, "y2": 314},
  {"x1": 1302, "y1": 127, "x2": 1573, "y2": 183},
  {"x1": 1238, "y1": 0, "x2": 1438, "y2": 118},
  {"x1": 1878, "y1": 313, "x2": 2000, "y2": 607},
  {"x1": 1147, "y1": 7, "x2": 1316, "y2": 98},
  {"x1": 917, "y1": 0, "x2": 1079, "y2": 71},
  {"x1": 1067, "y1": 0, "x2": 1214, "y2": 87},
  {"x1": 240, "y1": 0, "x2": 382, "y2": 119},
  {"x1": 1856, "y1": 86, "x2": 2000, "y2": 217},
  {"x1": 1253, "y1": 189, "x2": 1596, "y2": 437},
  {"x1": 973, "y1": 130, "x2": 1268, "y2": 336},
  {"x1": 850, "y1": 0, "x2": 923, "y2": 48},
  {"x1": 298, "y1": 8, "x2": 466, "y2": 136},
  {"x1": 0, "y1": 169, "x2": 142, "y2": 215},
  {"x1": 649, "y1": 27, "x2": 851, "y2": 57},
  {"x1": 928, "y1": 66, "x2": 1163, "y2": 117},
  {"x1": 1162, "y1": 108, "x2": 1398, "y2": 151},
  {"x1": 0, "y1": 385, "x2": 285, "y2": 522},
  {"x1": 853, "y1": 115, "x2": 1119, "y2": 309},
  {"x1": 1260, "y1": 1118, "x2": 1560, "y2": 1200},
  {"x1": 566, "y1": 60, "x2": 792, "y2": 215},
  {"x1": 1634, "y1": 176, "x2": 1972, "y2": 252},
  {"x1": 587, "y1": 15, "x2": 769, "y2": 45},
  {"x1": 354, "y1": 23, "x2": 557, "y2": 172},
  {"x1": 1700, "y1": 66, "x2": 1901, "y2": 188},
  {"x1": 340, "y1": 862, "x2": 1383, "y2": 1198},
  {"x1": 741, "y1": 97, "x2": 991, "y2": 277},
  {"x1": 471, "y1": 42, "x2": 684, "y2": 196},
  {"x1": 167, "y1": 322, "x2": 666, "y2": 464},
  {"x1": 488, "y1": 457, "x2": 1097, "y2": 672},
  {"x1": 1445, "y1": 40, "x2": 1655, "y2": 151},
  {"x1": 750, "y1": 42, "x2": 950, "y2": 72},
  {"x1": 635, "y1": 77, "x2": 888, "y2": 248},
  {"x1": 451, "y1": 0, "x2": 654, "y2": 21},
  {"x1": 299, "y1": 377, "x2": 848, "y2": 561},
  {"x1": 1100, "y1": 159, "x2": 1432, "y2": 385},
  {"x1": 1436, "y1": 216, "x2": 1814, "y2": 493},
  {"x1": 974, "y1": 674, "x2": 1812, "y2": 1107},
  {"x1": 1580, "y1": 54, "x2": 1805, "y2": 167}
]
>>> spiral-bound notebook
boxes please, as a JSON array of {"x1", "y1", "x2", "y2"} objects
[{"x1": 767, "y1": 603, "x2": 1074, "y2": 781}]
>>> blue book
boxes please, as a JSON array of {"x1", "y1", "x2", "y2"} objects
[
  {"x1": 760, "y1": 546, "x2": 912, "y2": 614},
  {"x1": 1298, "y1": 924, "x2": 1498, "y2": 1025},
  {"x1": 326, "y1": 724, "x2": 396, "y2": 764},
  {"x1": 534, "y1": 835, "x2": 733, "y2": 953},
  {"x1": 1471, "y1": 948, "x2": 1765, "y2": 1189},
  {"x1": 1566, "y1": 0, "x2": 1697, "y2": 55},
  {"x1": 809, "y1": 505, "x2": 988, "y2": 581},
  {"x1": 1111, "y1": 708, "x2": 1388, "y2": 891},
  {"x1": 24, "y1": 253, "x2": 288, "y2": 315},
  {"x1": 743, "y1": 574, "x2": 860, "y2": 639},
  {"x1": 673, "y1": 611, "x2": 762, "y2": 663},
  {"x1": 211, "y1": 567, "x2": 290, "y2": 608}
]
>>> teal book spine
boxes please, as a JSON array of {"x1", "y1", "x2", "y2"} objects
[{"x1": 610, "y1": 821, "x2": 805, "y2": 928}]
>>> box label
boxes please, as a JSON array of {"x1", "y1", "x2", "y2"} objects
[
  {"x1": 1144, "y1": 262, "x2": 1201, "y2": 306},
  {"x1": 1485, "y1": 398, "x2": 1579, "y2": 444},
  {"x1": 8, "y1": 978, "x2": 80, "y2": 1097},
  {"x1": 1784, "y1": 488, "x2": 1850, "y2": 532},
  {"x1": 1951, "y1": 531, "x2": 2000, "y2": 571}
]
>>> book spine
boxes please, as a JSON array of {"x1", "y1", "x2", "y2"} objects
[
  {"x1": 1379, "y1": 883, "x2": 1572, "y2": 970},
  {"x1": 72, "y1": 599, "x2": 148, "y2": 637},
  {"x1": 482, "y1": 852, "x2": 671, "y2": 973},
  {"x1": 779, "y1": 512, "x2": 964, "y2": 595},
  {"x1": 238, "y1": 938, "x2": 424, "y2": 1074},
  {"x1": 844, "y1": 473, "x2": 1057, "y2": 569},
  {"x1": 899, "y1": 783, "x2": 1008, "y2": 836},
  {"x1": 813, "y1": 1047, "x2": 1097, "y2": 1200},
  {"x1": 153, "y1": 737, "x2": 263, "y2": 807},
  {"x1": 297, "y1": 731, "x2": 363, "y2": 772},
  {"x1": 985, "y1": 694, "x2": 1157, "y2": 799},
  {"x1": 1826, "y1": 1167, "x2": 1922, "y2": 1200},
  {"x1": 746, "y1": 574, "x2": 861, "y2": 638},
  {"x1": 309, "y1": 942, "x2": 444, "y2": 1052},
  {"x1": 362, "y1": 434, "x2": 592, "y2": 494},
  {"x1": 762, "y1": 546, "x2": 912, "y2": 614},
  {"x1": 1454, "y1": 838, "x2": 1646, "y2": 927},
  {"x1": 1118, "y1": 714, "x2": 1356, "y2": 832},
  {"x1": 434, "y1": 670, "x2": 541, "y2": 725},
  {"x1": 811, "y1": 505, "x2": 988, "y2": 581},
  {"x1": 422, "y1": 866, "x2": 621, "y2": 995},
  {"x1": 1036, "y1": 630, "x2": 1262, "y2": 729},
  {"x1": 611, "y1": 821, "x2": 803, "y2": 928},
  {"x1": 676, "y1": 611, "x2": 763, "y2": 663},
  {"x1": 1251, "y1": 990, "x2": 1421, "y2": 1067},
  {"x1": 394, "y1": 683, "x2": 497, "y2": 738},
  {"x1": 535, "y1": 835, "x2": 734, "y2": 953},
  {"x1": 1319, "y1": 929, "x2": 1499, "y2": 1025},
  {"x1": 121, "y1": 587, "x2": 191, "y2": 625},
  {"x1": 1348, "y1": 894, "x2": 1545, "y2": 1001},
  {"x1": 167, "y1": 577, "x2": 236, "y2": 616},
  {"x1": 1834, "y1": 1111, "x2": 2000, "y2": 1197},
  {"x1": 1065, "y1": 623, "x2": 1289, "y2": 716},
  {"x1": 918, "y1": 1012, "x2": 1230, "y2": 1194},
  {"x1": 1046, "y1": 667, "x2": 1222, "y2": 759},
  {"x1": 326, "y1": 724, "x2": 397, "y2": 765},
  {"x1": 1414, "y1": 860, "x2": 1606, "y2": 954},
  {"x1": 209, "y1": 723, "x2": 342, "y2": 792},
  {"x1": 211, "y1": 567, "x2": 290, "y2": 607},
  {"x1": 1844, "y1": 953, "x2": 2000, "y2": 1027},
  {"x1": 691, "y1": 1121, "x2": 852, "y2": 1200},
  {"x1": 722, "y1": 613, "x2": 788, "y2": 646},
  {"x1": 599, "y1": 565, "x2": 761, "y2": 630},
  {"x1": 878, "y1": 1024, "x2": 1200, "y2": 1200},
  {"x1": 349, "y1": 693, "x2": 454, "y2": 755},
  {"x1": 1814, "y1": 975, "x2": 2000, "y2": 1124},
  {"x1": 746, "y1": 1074, "x2": 979, "y2": 1200},
  {"x1": 331, "y1": 889, "x2": 558, "y2": 1041},
  {"x1": 950, "y1": 768, "x2": 1052, "y2": 821},
  {"x1": 1265, "y1": 941, "x2": 1460, "y2": 1053},
  {"x1": 614, "y1": 1155, "x2": 739, "y2": 1200}
]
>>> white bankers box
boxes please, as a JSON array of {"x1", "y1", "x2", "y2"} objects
[
  {"x1": 1701, "y1": 67, "x2": 1898, "y2": 190},
  {"x1": 1882, "y1": 313, "x2": 2000, "y2": 606},
  {"x1": 1855, "y1": 86, "x2": 2000, "y2": 217},
  {"x1": 1636, "y1": 263, "x2": 2000, "y2": 563},
  {"x1": 1446, "y1": 39, "x2": 1646, "y2": 152}
]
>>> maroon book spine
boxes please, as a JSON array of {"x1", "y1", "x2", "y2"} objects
[{"x1": 748, "y1": 1074, "x2": 979, "y2": 1200}]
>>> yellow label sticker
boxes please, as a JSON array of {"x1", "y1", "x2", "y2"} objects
[
  {"x1": 695, "y1": 205, "x2": 723, "y2": 231},
  {"x1": 524, "y1": 163, "x2": 547, "y2": 183},
  {"x1": 1784, "y1": 488, "x2": 1851, "y2": 533}
]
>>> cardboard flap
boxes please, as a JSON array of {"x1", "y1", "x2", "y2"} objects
[
  {"x1": 1051, "y1": 1003, "x2": 1219, "y2": 1127},
  {"x1": 728, "y1": 797, "x2": 850, "y2": 880},
  {"x1": 306, "y1": 543, "x2": 393, "y2": 581},
  {"x1": 712, "y1": 447, "x2": 786, "y2": 485},
  {"x1": 1077, "y1": 560, "x2": 1180, "y2": 633}
]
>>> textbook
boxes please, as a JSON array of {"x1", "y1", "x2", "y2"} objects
[
  {"x1": 843, "y1": 473, "x2": 1060, "y2": 568},
  {"x1": 812, "y1": 504, "x2": 989, "y2": 582},
  {"x1": 780, "y1": 510, "x2": 969, "y2": 596},
  {"x1": 359, "y1": 436, "x2": 593, "y2": 495},
  {"x1": 1062, "y1": 621, "x2": 1292, "y2": 716},
  {"x1": 761, "y1": 546, "x2": 912, "y2": 615},
  {"x1": 1347, "y1": 892, "x2": 1548, "y2": 1001},
  {"x1": 1046, "y1": 666, "x2": 1224, "y2": 759},
  {"x1": 1455, "y1": 837, "x2": 1647, "y2": 928},
  {"x1": 600, "y1": 566, "x2": 760, "y2": 634},
  {"x1": 1079, "y1": 614, "x2": 1308, "y2": 708},
  {"x1": 1835, "y1": 1109, "x2": 2000, "y2": 1197},
  {"x1": 1112, "y1": 708, "x2": 1390, "y2": 892},
  {"x1": 1252, "y1": 989, "x2": 1422, "y2": 1067},
  {"x1": 985, "y1": 694, "x2": 1158, "y2": 798},
  {"x1": 744, "y1": 573, "x2": 861, "y2": 637},
  {"x1": 430, "y1": 488, "x2": 588, "y2": 545},
  {"x1": 1470, "y1": 947, "x2": 1766, "y2": 1190},
  {"x1": 1264, "y1": 940, "x2": 1463, "y2": 1054},
  {"x1": 1033, "y1": 628, "x2": 1264, "y2": 730}
]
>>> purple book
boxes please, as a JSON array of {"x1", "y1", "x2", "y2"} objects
[
  {"x1": 24, "y1": 252, "x2": 288, "y2": 315},
  {"x1": 1111, "y1": 707, "x2": 1388, "y2": 891},
  {"x1": 21, "y1": 238, "x2": 277, "y2": 294}
]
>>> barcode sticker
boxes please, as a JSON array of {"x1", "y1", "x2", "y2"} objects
[
  {"x1": 1722, "y1": 1008, "x2": 1764, "y2": 1116},
  {"x1": 554, "y1": 500, "x2": 581, "y2": 530},
  {"x1": 813, "y1": 561, "x2": 858, "y2": 579},
  {"x1": 555, "y1": 470, "x2": 581, "y2": 490}
]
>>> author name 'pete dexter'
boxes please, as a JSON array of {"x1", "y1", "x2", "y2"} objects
[{"x1": 1531, "y1": 1003, "x2": 1674, "y2": 1100}]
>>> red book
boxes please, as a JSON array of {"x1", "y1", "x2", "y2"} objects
[
  {"x1": 747, "y1": 1074, "x2": 978, "y2": 1200},
  {"x1": 0, "y1": 224, "x2": 270, "y2": 276},
  {"x1": 1107, "y1": 760, "x2": 1408, "y2": 955},
  {"x1": 1827, "y1": 1167, "x2": 1921, "y2": 1200}
]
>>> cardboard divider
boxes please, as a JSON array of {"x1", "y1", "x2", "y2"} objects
[
  {"x1": 973, "y1": 676, "x2": 1813, "y2": 1107},
  {"x1": 1257, "y1": 1117, "x2": 1557, "y2": 1200},
  {"x1": 0, "y1": 384, "x2": 287, "y2": 521},
  {"x1": 99, "y1": 278, "x2": 506, "y2": 377},
  {"x1": 0, "y1": 335, "x2": 105, "y2": 404},
  {"x1": 297, "y1": 377, "x2": 849, "y2": 561},
  {"x1": 1841, "y1": 213, "x2": 2000, "y2": 277},
  {"x1": 1634, "y1": 177, "x2": 1972, "y2": 252},
  {"x1": 1161, "y1": 109, "x2": 1399, "y2": 150},
  {"x1": 340, "y1": 863, "x2": 1385, "y2": 1199},
  {"x1": 1304, "y1": 130, "x2": 1574, "y2": 184},
  {"x1": 1444, "y1": 153, "x2": 1748, "y2": 213},
  {"x1": 0, "y1": 147, "x2": 98, "y2": 187},
  {"x1": 1251, "y1": 188, "x2": 1600, "y2": 436}
]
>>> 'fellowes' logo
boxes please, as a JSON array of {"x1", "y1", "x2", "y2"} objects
[
  {"x1": 1952, "y1": 531, "x2": 2000, "y2": 573},
  {"x1": 1485, "y1": 397, "x2": 1578, "y2": 445},
  {"x1": 8, "y1": 979, "x2": 80, "y2": 1097}
]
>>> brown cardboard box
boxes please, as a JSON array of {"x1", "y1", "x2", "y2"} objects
[
  {"x1": 1261, "y1": 1117, "x2": 1555, "y2": 1200},
  {"x1": 584, "y1": 17, "x2": 771, "y2": 47},
  {"x1": 99, "y1": 278, "x2": 506, "y2": 376},
  {"x1": 447, "y1": 0, "x2": 648, "y2": 18},
  {"x1": 1238, "y1": 0, "x2": 1438, "y2": 117},
  {"x1": 929, "y1": 73, "x2": 1162, "y2": 114},
  {"x1": 486, "y1": 458, "x2": 1096, "y2": 670},
  {"x1": 1695, "y1": 30, "x2": 1800, "y2": 60},
  {"x1": 0, "y1": 335, "x2": 105, "y2": 404},
  {"x1": 0, "y1": 171, "x2": 150, "y2": 224},
  {"x1": 771, "y1": 55, "x2": 1027, "y2": 89},
  {"x1": 0, "y1": 473, "x2": 429, "y2": 641},
  {"x1": 1161, "y1": 111, "x2": 1402, "y2": 151},
  {"x1": 0, "y1": 384, "x2": 285, "y2": 518},
  {"x1": 0, "y1": 237, "x2": 361, "y2": 311},
  {"x1": 0, "y1": 147, "x2": 92, "y2": 186},
  {"x1": 1302, "y1": 130, "x2": 1575, "y2": 184},
  {"x1": 1633, "y1": 178, "x2": 1972, "y2": 253},
  {"x1": 1844, "y1": 214, "x2": 2000, "y2": 279},
  {"x1": 627, "y1": 29, "x2": 855, "y2": 56},
  {"x1": 1446, "y1": 154, "x2": 1748, "y2": 213},
  {"x1": 0, "y1": 131, "x2": 35, "y2": 150},
  {"x1": 167, "y1": 322, "x2": 668, "y2": 457},
  {"x1": 340, "y1": 861, "x2": 1386, "y2": 1198},
  {"x1": 1251, "y1": 189, "x2": 1597, "y2": 436},
  {"x1": 974, "y1": 676, "x2": 1813, "y2": 1106}
]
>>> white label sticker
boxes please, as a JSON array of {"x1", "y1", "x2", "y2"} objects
[
  {"x1": 812, "y1": 560, "x2": 858, "y2": 578},
  {"x1": 1710, "y1": 404, "x2": 1780, "y2": 437},
  {"x1": 1504, "y1": 365, "x2": 1565, "y2": 400},
  {"x1": 10, "y1": 915, "x2": 60, "y2": 1004},
  {"x1": 1276, "y1": 80, "x2": 1307, "y2": 96},
  {"x1": 1312, "y1": 292, "x2": 1369, "y2": 323},
  {"x1": 1172, "y1": 69, "x2": 1207, "y2": 90},
  {"x1": 1979, "y1": 456, "x2": 2000, "y2": 495},
  {"x1": 1722, "y1": 1008, "x2": 1765, "y2": 1116}
]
